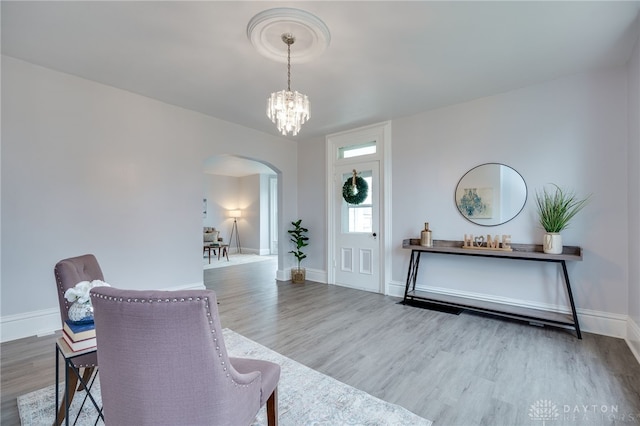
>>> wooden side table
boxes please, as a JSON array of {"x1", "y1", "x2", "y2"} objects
[
  {"x1": 203, "y1": 244, "x2": 213, "y2": 263},
  {"x1": 213, "y1": 243, "x2": 229, "y2": 261},
  {"x1": 204, "y1": 243, "x2": 229, "y2": 262}
]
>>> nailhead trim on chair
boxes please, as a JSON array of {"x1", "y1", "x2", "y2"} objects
[
  {"x1": 90, "y1": 293, "x2": 256, "y2": 388},
  {"x1": 54, "y1": 269, "x2": 71, "y2": 313}
]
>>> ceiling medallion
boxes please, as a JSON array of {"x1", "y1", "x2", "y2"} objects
[{"x1": 247, "y1": 8, "x2": 331, "y2": 64}]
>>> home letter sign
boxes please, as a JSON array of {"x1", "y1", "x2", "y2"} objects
[{"x1": 462, "y1": 234, "x2": 513, "y2": 252}]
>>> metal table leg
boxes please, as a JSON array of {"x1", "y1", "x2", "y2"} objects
[
  {"x1": 561, "y1": 260, "x2": 582, "y2": 339},
  {"x1": 64, "y1": 353, "x2": 70, "y2": 426},
  {"x1": 55, "y1": 344, "x2": 60, "y2": 425},
  {"x1": 403, "y1": 250, "x2": 421, "y2": 301}
]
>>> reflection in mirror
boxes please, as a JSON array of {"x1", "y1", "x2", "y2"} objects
[{"x1": 455, "y1": 163, "x2": 527, "y2": 226}]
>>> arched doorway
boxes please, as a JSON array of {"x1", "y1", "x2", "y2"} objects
[{"x1": 202, "y1": 154, "x2": 280, "y2": 267}]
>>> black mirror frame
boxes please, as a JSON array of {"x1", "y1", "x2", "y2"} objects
[{"x1": 454, "y1": 163, "x2": 527, "y2": 227}]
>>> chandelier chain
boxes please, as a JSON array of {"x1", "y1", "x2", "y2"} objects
[{"x1": 286, "y1": 36, "x2": 292, "y2": 91}]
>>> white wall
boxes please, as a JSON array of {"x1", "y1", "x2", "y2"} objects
[
  {"x1": 298, "y1": 67, "x2": 631, "y2": 337},
  {"x1": 392, "y1": 69, "x2": 629, "y2": 331},
  {"x1": 237, "y1": 174, "x2": 260, "y2": 254},
  {"x1": 627, "y1": 16, "x2": 640, "y2": 360},
  {"x1": 1, "y1": 56, "x2": 298, "y2": 341},
  {"x1": 295, "y1": 136, "x2": 327, "y2": 275},
  {"x1": 203, "y1": 174, "x2": 240, "y2": 230},
  {"x1": 259, "y1": 174, "x2": 272, "y2": 255}
]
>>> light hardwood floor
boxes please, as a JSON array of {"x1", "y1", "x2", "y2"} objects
[{"x1": 2, "y1": 258, "x2": 640, "y2": 425}]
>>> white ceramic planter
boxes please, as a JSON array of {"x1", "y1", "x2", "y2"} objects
[{"x1": 543, "y1": 233, "x2": 563, "y2": 254}]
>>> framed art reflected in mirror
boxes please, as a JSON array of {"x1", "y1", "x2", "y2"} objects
[{"x1": 455, "y1": 163, "x2": 527, "y2": 226}]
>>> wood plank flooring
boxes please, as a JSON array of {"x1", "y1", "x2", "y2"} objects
[{"x1": 2, "y1": 257, "x2": 639, "y2": 425}]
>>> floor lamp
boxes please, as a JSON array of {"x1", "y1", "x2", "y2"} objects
[{"x1": 228, "y1": 210, "x2": 242, "y2": 254}]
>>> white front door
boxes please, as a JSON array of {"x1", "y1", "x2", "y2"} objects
[{"x1": 333, "y1": 161, "x2": 380, "y2": 292}]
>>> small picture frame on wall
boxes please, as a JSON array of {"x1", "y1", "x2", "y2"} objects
[{"x1": 203, "y1": 198, "x2": 207, "y2": 218}]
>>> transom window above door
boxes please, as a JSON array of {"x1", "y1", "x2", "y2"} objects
[{"x1": 338, "y1": 141, "x2": 376, "y2": 159}]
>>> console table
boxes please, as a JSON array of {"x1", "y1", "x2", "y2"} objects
[{"x1": 402, "y1": 239, "x2": 583, "y2": 338}]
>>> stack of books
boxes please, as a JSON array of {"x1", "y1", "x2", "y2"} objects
[{"x1": 62, "y1": 319, "x2": 97, "y2": 352}]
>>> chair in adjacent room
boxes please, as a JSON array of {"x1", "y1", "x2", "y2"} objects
[
  {"x1": 90, "y1": 287, "x2": 280, "y2": 426},
  {"x1": 53, "y1": 254, "x2": 103, "y2": 425}
]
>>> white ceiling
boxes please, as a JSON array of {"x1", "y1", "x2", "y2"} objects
[{"x1": 2, "y1": 1, "x2": 639, "y2": 147}]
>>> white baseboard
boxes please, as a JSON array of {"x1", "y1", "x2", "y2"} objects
[
  {"x1": 167, "y1": 281, "x2": 205, "y2": 291},
  {"x1": 229, "y1": 248, "x2": 267, "y2": 255},
  {"x1": 1, "y1": 308, "x2": 61, "y2": 343},
  {"x1": 3, "y1": 277, "x2": 632, "y2": 346},
  {"x1": 276, "y1": 269, "x2": 288, "y2": 281},
  {"x1": 305, "y1": 268, "x2": 327, "y2": 283},
  {"x1": 388, "y1": 280, "x2": 628, "y2": 338},
  {"x1": 387, "y1": 280, "x2": 408, "y2": 298},
  {"x1": 627, "y1": 317, "x2": 640, "y2": 365},
  {"x1": 1, "y1": 281, "x2": 205, "y2": 343}
]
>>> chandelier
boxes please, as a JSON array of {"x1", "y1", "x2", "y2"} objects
[{"x1": 267, "y1": 33, "x2": 309, "y2": 136}]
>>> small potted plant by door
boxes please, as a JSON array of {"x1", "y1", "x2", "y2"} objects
[
  {"x1": 288, "y1": 219, "x2": 309, "y2": 283},
  {"x1": 535, "y1": 184, "x2": 590, "y2": 254}
]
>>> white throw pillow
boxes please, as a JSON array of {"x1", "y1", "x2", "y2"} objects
[{"x1": 204, "y1": 231, "x2": 219, "y2": 242}]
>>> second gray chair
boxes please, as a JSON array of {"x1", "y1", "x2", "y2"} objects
[
  {"x1": 54, "y1": 254, "x2": 102, "y2": 425},
  {"x1": 91, "y1": 287, "x2": 280, "y2": 426}
]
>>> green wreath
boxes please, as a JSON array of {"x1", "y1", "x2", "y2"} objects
[{"x1": 342, "y1": 175, "x2": 369, "y2": 205}]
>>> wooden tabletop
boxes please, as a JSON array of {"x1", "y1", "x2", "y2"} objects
[{"x1": 402, "y1": 239, "x2": 583, "y2": 261}]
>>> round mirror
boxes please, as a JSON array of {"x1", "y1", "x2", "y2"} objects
[{"x1": 455, "y1": 163, "x2": 527, "y2": 226}]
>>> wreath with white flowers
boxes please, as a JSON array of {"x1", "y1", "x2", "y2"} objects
[{"x1": 342, "y1": 170, "x2": 369, "y2": 205}]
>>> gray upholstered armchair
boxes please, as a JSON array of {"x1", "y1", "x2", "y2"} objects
[
  {"x1": 90, "y1": 287, "x2": 280, "y2": 426},
  {"x1": 54, "y1": 254, "x2": 102, "y2": 425}
]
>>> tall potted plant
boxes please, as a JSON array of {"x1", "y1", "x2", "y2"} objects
[
  {"x1": 288, "y1": 219, "x2": 309, "y2": 283},
  {"x1": 535, "y1": 184, "x2": 590, "y2": 254}
]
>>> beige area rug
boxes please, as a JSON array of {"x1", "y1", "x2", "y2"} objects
[
  {"x1": 17, "y1": 329, "x2": 432, "y2": 426},
  {"x1": 203, "y1": 253, "x2": 276, "y2": 270}
]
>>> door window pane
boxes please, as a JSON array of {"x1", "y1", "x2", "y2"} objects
[
  {"x1": 348, "y1": 206, "x2": 372, "y2": 232},
  {"x1": 342, "y1": 173, "x2": 373, "y2": 233}
]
